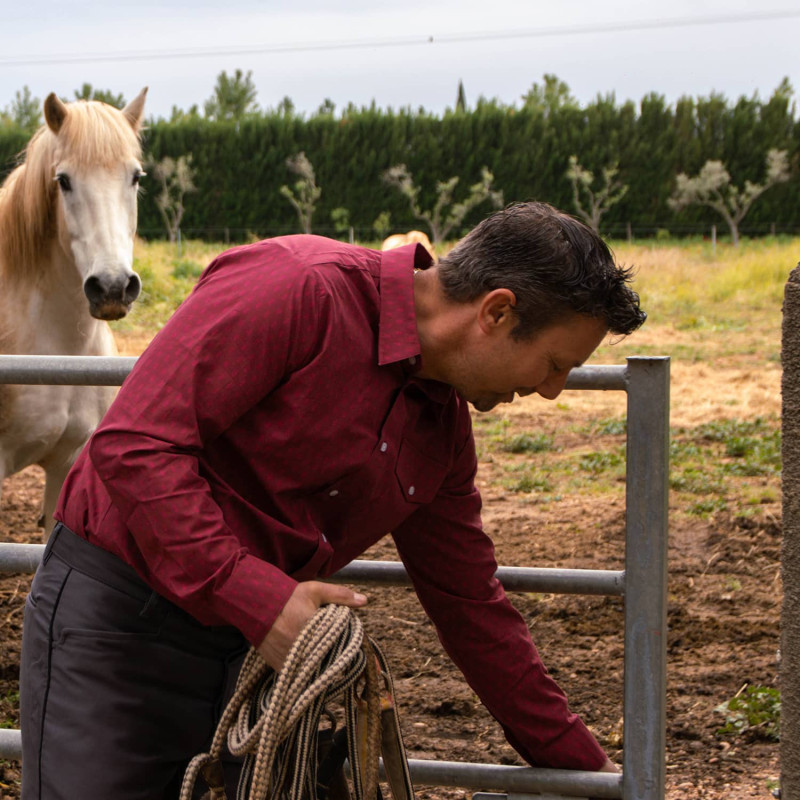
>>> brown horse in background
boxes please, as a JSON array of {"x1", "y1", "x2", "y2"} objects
[{"x1": 381, "y1": 230, "x2": 437, "y2": 261}]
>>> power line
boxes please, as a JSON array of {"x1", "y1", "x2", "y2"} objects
[{"x1": 0, "y1": 9, "x2": 798, "y2": 68}]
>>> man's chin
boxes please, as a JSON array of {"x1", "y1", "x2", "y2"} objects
[{"x1": 470, "y1": 397, "x2": 501, "y2": 412}]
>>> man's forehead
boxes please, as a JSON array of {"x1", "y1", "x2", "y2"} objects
[{"x1": 546, "y1": 318, "x2": 608, "y2": 363}]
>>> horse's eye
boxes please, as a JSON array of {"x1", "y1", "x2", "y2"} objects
[
  {"x1": 132, "y1": 170, "x2": 145, "y2": 187},
  {"x1": 55, "y1": 173, "x2": 72, "y2": 192}
]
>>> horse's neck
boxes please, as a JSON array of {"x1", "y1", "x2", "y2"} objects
[{"x1": 2, "y1": 244, "x2": 115, "y2": 357}]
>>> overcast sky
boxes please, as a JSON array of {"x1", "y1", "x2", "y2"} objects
[{"x1": 1, "y1": 1, "x2": 797, "y2": 120}]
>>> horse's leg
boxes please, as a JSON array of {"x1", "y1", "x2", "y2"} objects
[{"x1": 40, "y1": 461, "x2": 72, "y2": 542}]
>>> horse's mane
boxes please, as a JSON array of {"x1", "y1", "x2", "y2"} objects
[{"x1": 0, "y1": 100, "x2": 143, "y2": 282}]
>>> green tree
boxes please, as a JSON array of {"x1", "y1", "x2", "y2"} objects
[
  {"x1": 315, "y1": 98, "x2": 336, "y2": 118},
  {"x1": 6, "y1": 86, "x2": 42, "y2": 133},
  {"x1": 74, "y1": 83, "x2": 125, "y2": 108},
  {"x1": 455, "y1": 80, "x2": 467, "y2": 113},
  {"x1": 169, "y1": 104, "x2": 201, "y2": 123},
  {"x1": 669, "y1": 149, "x2": 790, "y2": 246},
  {"x1": 330, "y1": 207, "x2": 351, "y2": 235},
  {"x1": 280, "y1": 152, "x2": 321, "y2": 234},
  {"x1": 145, "y1": 154, "x2": 198, "y2": 243},
  {"x1": 566, "y1": 155, "x2": 629, "y2": 233},
  {"x1": 373, "y1": 211, "x2": 392, "y2": 240},
  {"x1": 204, "y1": 69, "x2": 259, "y2": 121},
  {"x1": 275, "y1": 96, "x2": 296, "y2": 119},
  {"x1": 521, "y1": 74, "x2": 578, "y2": 118},
  {"x1": 382, "y1": 164, "x2": 503, "y2": 244}
]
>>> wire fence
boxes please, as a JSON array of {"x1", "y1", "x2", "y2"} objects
[{"x1": 136, "y1": 221, "x2": 800, "y2": 248}]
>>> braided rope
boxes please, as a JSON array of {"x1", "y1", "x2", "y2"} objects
[{"x1": 180, "y1": 604, "x2": 406, "y2": 800}]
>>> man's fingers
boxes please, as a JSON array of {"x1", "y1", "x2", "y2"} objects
[{"x1": 311, "y1": 582, "x2": 368, "y2": 608}]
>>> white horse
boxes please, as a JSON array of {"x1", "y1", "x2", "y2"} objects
[
  {"x1": 381, "y1": 230, "x2": 437, "y2": 261},
  {"x1": 0, "y1": 88, "x2": 147, "y2": 538}
]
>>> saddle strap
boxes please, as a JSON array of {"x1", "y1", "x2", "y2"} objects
[{"x1": 373, "y1": 640, "x2": 415, "y2": 800}]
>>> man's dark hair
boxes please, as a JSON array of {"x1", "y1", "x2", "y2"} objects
[{"x1": 437, "y1": 201, "x2": 646, "y2": 340}]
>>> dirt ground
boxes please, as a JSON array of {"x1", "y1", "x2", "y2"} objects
[{"x1": 0, "y1": 347, "x2": 782, "y2": 800}]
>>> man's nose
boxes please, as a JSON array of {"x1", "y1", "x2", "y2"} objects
[{"x1": 537, "y1": 371, "x2": 570, "y2": 400}]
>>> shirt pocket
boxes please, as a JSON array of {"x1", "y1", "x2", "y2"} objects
[{"x1": 394, "y1": 436, "x2": 449, "y2": 505}]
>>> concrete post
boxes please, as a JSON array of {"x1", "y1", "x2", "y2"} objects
[{"x1": 781, "y1": 264, "x2": 800, "y2": 798}]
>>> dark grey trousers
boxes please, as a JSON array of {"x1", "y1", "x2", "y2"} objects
[{"x1": 20, "y1": 522, "x2": 249, "y2": 799}]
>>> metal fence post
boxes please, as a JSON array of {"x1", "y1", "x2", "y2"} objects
[{"x1": 622, "y1": 357, "x2": 670, "y2": 800}]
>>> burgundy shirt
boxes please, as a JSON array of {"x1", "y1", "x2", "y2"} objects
[{"x1": 56, "y1": 235, "x2": 606, "y2": 770}]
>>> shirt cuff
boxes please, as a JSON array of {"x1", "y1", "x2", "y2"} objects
[{"x1": 204, "y1": 553, "x2": 298, "y2": 646}]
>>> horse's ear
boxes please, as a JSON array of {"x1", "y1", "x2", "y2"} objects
[
  {"x1": 122, "y1": 87, "x2": 148, "y2": 132},
  {"x1": 44, "y1": 93, "x2": 68, "y2": 134}
]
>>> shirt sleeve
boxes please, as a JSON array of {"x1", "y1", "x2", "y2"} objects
[
  {"x1": 390, "y1": 410, "x2": 608, "y2": 771},
  {"x1": 86, "y1": 243, "x2": 329, "y2": 646}
]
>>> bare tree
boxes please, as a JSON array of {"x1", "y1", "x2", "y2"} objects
[
  {"x1": 280, "y1": 152, "x2": 321, "y2": 234},
  {"x1": 669, "y1": 149, "x2": 790, "y2": 247},
  {"x1": 566, "y1": 155, "x2": 628, "y2": 233},
  {"x1": 146, "y1": 155, "x2": 197, "y2": 243},
  {"x1": 382, "y1": 165, "x2": 503, "y2": 244}
]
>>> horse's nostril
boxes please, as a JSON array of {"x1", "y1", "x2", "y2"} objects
[
  {"x1": 125, "y1": 272, "x2": 142, "y2": 303},
  {"x1": 83, "y1": 275, "x2": 104, "y2": 304}
]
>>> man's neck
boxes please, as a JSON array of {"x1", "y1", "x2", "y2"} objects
[{"x1": 412, "y1": 267, "x2": 477, "y2": 383}]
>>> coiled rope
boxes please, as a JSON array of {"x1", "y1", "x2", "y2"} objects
[{"x1": 180, "y1": 604, "x2": 415, "y2": 800}]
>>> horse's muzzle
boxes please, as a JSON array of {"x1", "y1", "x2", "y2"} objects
[{"x1": 85, "y1": 271, "x2": 142, "y2": 320}]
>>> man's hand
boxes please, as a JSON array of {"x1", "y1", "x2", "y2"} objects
[
  {"x1": 257, "y1": 581, "x2": 367, "y2": 671},
  {"x1": 587, "y1": 757, "x2": 620, "y2": 800},
  {"x1": 598, "y1": 757, "x2": 619, "y2": 773}
]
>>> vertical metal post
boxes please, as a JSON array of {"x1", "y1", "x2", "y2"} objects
[{"x1": 622, "y1": 357, "x2": 670, "y2": 800}]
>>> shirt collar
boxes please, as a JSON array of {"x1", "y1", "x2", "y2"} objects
[{"x1": 377, "y1": 243, "x2": 432, "y2": 367}]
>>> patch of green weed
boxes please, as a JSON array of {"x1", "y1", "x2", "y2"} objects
[
  {"x1": 716, "y1": 685, "x2": 780, "y2": 741},
  {"x1": 500, "y1": 433, "x2": 555, "y2": 454}
]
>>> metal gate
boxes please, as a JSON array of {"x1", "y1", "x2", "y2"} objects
[{"x1": 0, "y1": 354, "x2": 670, "y2": 800}]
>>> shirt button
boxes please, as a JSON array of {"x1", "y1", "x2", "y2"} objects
[
  {"x1": 329, "y1": 489, "x2": 339, "y2": 497},
  {"x1": 408, "y1": 486, "x2": 416, "y2": 496},
  {"x1": 408, "y1": 356, "x2": 417, "y2": 366},
  {"x1": 380, "y1": 442, "x2": 388, "y2": 453}
]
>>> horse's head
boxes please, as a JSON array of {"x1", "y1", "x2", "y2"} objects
[{"x1": 44, "y1": 89, "x2": 148, "y2": 321}]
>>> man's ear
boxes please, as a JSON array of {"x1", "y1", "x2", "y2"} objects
[{"x1": 477, "y1": 289, "x2": 517, "y2": 333}]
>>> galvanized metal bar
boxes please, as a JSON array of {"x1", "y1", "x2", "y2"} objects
[
  {"x1": 622, "y1": 357, "x2": 670, "y2": 800},
  {"x1": 0, "y1": 543, "x2": 44, "y2": 574},
  {"x1": 564, "y1": 365, "x2": 627, "y2": 391},
  {"x1": 332, "y1": 561, "x2": 625, "y2": 596},
  {"x1": 402, "y1": 758, "x2": 621, "y2": 798},
  {"x1": 0, "y1": 729, "x2": 21, "y2": 761},
  {"x1": 0, "y1": 357, "x2": 627, "y2": 391},
  {"x1": 0, "y1": 354, "x2": 137, "y2": 385},
  {"x1": 0, "y1": 544, "x2": 624, "y2": 596},
  {"x1": 0, "y1": 724, "x2": 620, "y2": 799}
]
